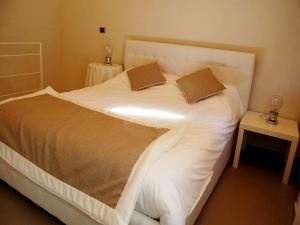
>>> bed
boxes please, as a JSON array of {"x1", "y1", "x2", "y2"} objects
[{"x1": 0, "y1": 40, "x2": 255, "y2": 225}]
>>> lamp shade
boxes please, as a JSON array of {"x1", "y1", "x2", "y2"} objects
[{"x1": 104, "y1": 45, "x2": 113, "y2": 57}]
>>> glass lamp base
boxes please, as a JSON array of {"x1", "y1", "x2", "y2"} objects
[
  {"x1": 104, "y1": 56, "x2": 112, "y2": 65},
  {"x1": 266, "y1": 111, "x2": 279, "y2": 125},
  {"x1": 266, "y1": 119, "x2": 278, "y2": 125}
]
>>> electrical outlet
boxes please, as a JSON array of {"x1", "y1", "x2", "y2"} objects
[{"x1": 99, "y1": 27, "x2": 106, "y2": 33}]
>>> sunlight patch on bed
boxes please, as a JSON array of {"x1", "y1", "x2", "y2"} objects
[{"x1": 109, "y1": 106, "x2": 185, "y2": 120}]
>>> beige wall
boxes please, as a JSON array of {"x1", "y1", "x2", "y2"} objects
[
  {"x1": 60, "y1": 0, "x2": 105, "y2": 91},
  {"x1": 61, "y1": 0, "x2": 300, "y2": 122},
  {"x1": 1, "y1": 0, "x2": 299, "y2": 121},
  {"x1": 0, "y1": 0, "x2": 62, "y2": 91}
]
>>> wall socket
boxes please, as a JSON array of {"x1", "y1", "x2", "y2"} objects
[{"x1": 99, "y1": 27, "x2": 106, "y2": 33}]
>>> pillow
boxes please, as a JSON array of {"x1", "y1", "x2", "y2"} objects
[
  {"x1": 176, "y1": 67, "x2": 225, "y2": 104},
  {"x1": 127, "y1": 62, "x2": 166, "y2": 91},
  {"x1": 208, "y1": 64, "x2": 249, "y2": 113}
]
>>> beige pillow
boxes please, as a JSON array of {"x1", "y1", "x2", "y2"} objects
[
  {"x1": 127, "y1": 62, "x2": 166, "y2": 91},
  {"x1": 176, "y1": 67, "x2": 226, "y2": 104}
]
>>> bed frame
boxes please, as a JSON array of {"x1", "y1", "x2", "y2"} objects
[{"x1": 0, "y1": 40, "x2": 255, "y2": 225}]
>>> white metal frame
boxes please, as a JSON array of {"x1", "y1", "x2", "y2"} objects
[{"x1": 0, "y1": 42, "x2": 43, "y2": 99}]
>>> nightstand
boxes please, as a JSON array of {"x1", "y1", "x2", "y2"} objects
[
  {"x1": 233, "y1": 111, "x2": 299, "y2": 184},
  {"x1": 85, "y1": 63, "x2": 123, "y2": 87}
]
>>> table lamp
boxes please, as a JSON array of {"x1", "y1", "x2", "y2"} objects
[
  {"x1": 267, "y1": 95, "x2": 283, "y2": 125},
  {"x1": 104, "y1": 45, "x2": 113, "y2": 65}
]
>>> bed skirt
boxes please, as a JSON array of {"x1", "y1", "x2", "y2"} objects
[
  {"x1": 0, "y1": 134, "x2": 234, "y2": 225},
  {"x1": 0, "y1": 159, "x2": 159, "y2": 225}
]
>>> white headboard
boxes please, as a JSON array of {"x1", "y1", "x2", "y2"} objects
[{"x1": 124, "y1": 40, "x2": 255, "y2": 110}]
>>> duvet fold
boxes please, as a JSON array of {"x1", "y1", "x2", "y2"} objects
[{"x1": 0, "y1": 89, "x2": 183, "y2": 225}]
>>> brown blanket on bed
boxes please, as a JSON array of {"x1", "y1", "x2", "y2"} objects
[{"x1": 0, "y1": 94, "x2": 168, "y2": 208}]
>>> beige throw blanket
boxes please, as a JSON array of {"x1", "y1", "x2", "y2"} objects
[{"x1": 0, "y1": 94, "x2": 168, "y2": 208}]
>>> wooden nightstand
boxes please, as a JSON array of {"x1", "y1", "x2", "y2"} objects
[
  {"x1": 233, "y1": 111, "x2": 299, "y2": 184},
  {"x1": 85, "y1": 63, "x2": 123, "y2": 87}
]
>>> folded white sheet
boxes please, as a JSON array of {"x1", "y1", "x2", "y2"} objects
[{"x1": 62, "y1": 71, "x2": 243, "y2": 225}]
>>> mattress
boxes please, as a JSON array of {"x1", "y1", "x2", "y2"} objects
[{"x1": 0, "y1": 71, "x2": 243, "y2": 225}]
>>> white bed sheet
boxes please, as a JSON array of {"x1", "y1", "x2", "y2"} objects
[{"x1": 61, "y1": 71, "x2": 243, "y2": 225}]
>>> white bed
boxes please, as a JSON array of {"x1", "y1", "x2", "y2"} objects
[{"x1": 0, "y1": 40, "x2": 255, "y2": 225}]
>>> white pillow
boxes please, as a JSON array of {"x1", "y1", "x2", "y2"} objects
[{"x1": 208, "y1": 64, "x2": 249, "y2": 112}]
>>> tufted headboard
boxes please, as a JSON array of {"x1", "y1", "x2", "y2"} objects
[{"x1": 124, "y1": 40, "x2": 255, "y2": 110}]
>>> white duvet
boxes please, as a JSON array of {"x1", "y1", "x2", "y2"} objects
[
  {"x1": 0, "y1": 71, "x2": 243, "y2": 225},
  {"x1": 62, "y1": 71, "x2": 243, "y2": 225},
  {"x1": 0, "y1": 87, "x2": 184, "y2": 225}
]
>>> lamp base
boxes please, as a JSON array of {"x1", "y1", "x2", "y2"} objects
[
  {"x1": 104, "y1": 56, "x2": 112, "y2": 65},
  {"x1": 266, "y1": 110, "x2": 279, "y2": 125},
  {"x1": 266, "y1": 119, "x2": 278, "y2": 125}
]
